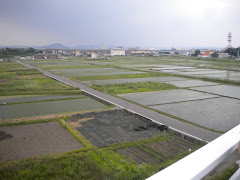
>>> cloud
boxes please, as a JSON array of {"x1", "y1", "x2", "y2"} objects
[
  {"x1": 0, "y1": 0, "x2": 239, "y2": 48},
  {"x1": 0, "y1": 21, "x2": 63, "y2": 46}
]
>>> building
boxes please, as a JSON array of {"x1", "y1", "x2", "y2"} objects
[
  {"x1": 225, "y1": 32, "x2": 233, "y2": 50},
  {"x1": 130, "y1": 50, "x2": 150, "y2": 55},
  {"x1": 47, "y1": 55, "x2": 58, "y2": 59},
  {"x1": 34, "y1": 55, "x2": 45, "y2": 59},
  {"x1": 90, "y1": 52, "x2": 98, "y2": 59},
  {"x1": 218, "y1": 53, "x2": 230, "y2": 58},
  {"x1": 20, "y1": 57, "x2": 26, "y2": 60},
  {"x1": 110, "y1": 48, "x2": 125, "y2": 56},
  {"x1": 75, "y1": 50, "x2": 82, "y2": 57}
]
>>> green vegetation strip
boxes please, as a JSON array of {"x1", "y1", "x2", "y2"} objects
[
  {"x1": 92, "y1": 81, "x2": 178, "y2": 94},
  {"x1": 0, "y1": 154, "x2": 111, "y2": 180},
  {"x1": 0, "y1": 96, "x2": 86, "y2": 105},
  {"x1": 0, "y1": 119, "x2": 57, "y2": 127},
  {"x1": 73, "y1": 72, "x2": 170, "y2": 81},
  {"x1": 208, "y1": 163, "x2": 239, "y2": 180},
  {"x1": 58, "y1": 119, "x2": 93, "y2": 149},
  {"x1": 106, "y1": 134, "x2": 171, "y2": 151}
]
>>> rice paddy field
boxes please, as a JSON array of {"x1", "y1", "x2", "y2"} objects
[{"x1": 1, "y1": 56, "x2": 240, "y2": 179}]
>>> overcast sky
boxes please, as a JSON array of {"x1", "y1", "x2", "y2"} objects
[{"x1": 0, "y1": 0, "x2": 239, "y2": 48}]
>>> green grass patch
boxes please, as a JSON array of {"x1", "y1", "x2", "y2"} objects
[
  {"x1": 0, "y1": 79, "x2": 79, "y2": 96},
  {"x1": 0, "y1": 119, "x2": 57, "y2": 127},
  {"x1": 73, "y1": 72, "x2": 171, "y2": 81},
  {"x1": 106, "y1": 134, "x2": 171, "y2": 151},
  {"x1": 58, "y1": 119, "x2": 93, "y2": 149},
  {"x1": 92, "y1": 81, "x2": 178, "y2": 94},
  {"x1": 0, "y1": 154, "x2": 110, "y2": 180},
  {"x1": 208, "y1": 163, "x2": 239, "y2": 180}
]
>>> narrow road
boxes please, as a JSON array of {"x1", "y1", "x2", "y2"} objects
[{"x1": 17, "y1": 60, "x2": 221, "y2": 142}]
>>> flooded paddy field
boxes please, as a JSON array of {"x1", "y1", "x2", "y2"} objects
[
  {"x1": 0, "y1": 121, "x2": 84, "y2": 161},
  {"x1": 0, "y1": 96, "x2": 110, "y2": 120},
  {"x1": 118, "y1": 89, "x2": 218, "y2": 106},
  {"x1": 152, "y1": 97, "x2": 240, "y2": 132},
  {"x1": 166, "y1": 80, "x2": 219, "y2": 88},
  {"x1": 147, "y1": 65, "x2": 240, "y2": 82},
  {"x1": 190, "y1": 85, "x2": 240, "y2": 99},
  {"x1": 0, "y1": 95, "x2": 84, "y2": 104}
]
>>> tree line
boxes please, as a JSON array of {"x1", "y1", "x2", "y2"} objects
[{"x1": 0, "y1": 48, "x2": 36, "y2": 58}]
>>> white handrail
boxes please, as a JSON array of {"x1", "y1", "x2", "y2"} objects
[{"x1": 147, "y1": 124, "x2": 240, "y2": 180}]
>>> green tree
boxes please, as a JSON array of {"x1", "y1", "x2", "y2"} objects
[
  {"x1": 211, "y1": 52, "x2": 219, "y2": 58},
  {"x1": 224, "y1": 48, "x2": 238, "y2": 57},
  {"x1": 192, "y1": 49, "x2": 200, "y2": 56}
]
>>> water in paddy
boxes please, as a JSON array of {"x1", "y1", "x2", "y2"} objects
[
  {"x1": 0, "y1": 97, "x2": 109, "y2": 120},
  {"x1": 0, "y1": 95, "x2": 84, "y2": 104}
]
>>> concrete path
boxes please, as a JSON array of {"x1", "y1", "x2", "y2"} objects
[{"x1": 17, "y1": 61, "x2": 221, "y2": 142}]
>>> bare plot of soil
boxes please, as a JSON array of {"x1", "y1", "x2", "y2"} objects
[
  {"x1": 0, "y1": 122, "x2": 84, "y2": 161},
  {"x1": 68, "y1": 109, "x2": 168, "y2": 147},
  {"x1": 117, "y1": 136, "x2": 198, "y2": 164}
]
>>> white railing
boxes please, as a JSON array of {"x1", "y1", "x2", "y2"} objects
[{"x1": 147, "y1": 124, "x2": 240, "y2": 180}]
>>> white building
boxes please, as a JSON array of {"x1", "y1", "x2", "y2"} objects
[
  {"x1": 20, "y1": 57, "x2": 26, "y2": 60},
  {"x1": 110, "y1": 48, "x2": 125, "y2": 56},
  {"x1": 90, "y1": 52, "x2": 98, "y2": 59},
  {"x1": 75, "y1": 50, "x2": 82, "y2": 57},
  {"x1": 218, "y1": 53, "x2": 230, "y2": 58}
]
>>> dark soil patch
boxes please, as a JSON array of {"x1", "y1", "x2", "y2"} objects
[
  {"x1": 0, "y1": 131, "x2": 12, "y2": 140},
  {"x1": 71, "y1": 109, "x2": 168, "y2": 147}
]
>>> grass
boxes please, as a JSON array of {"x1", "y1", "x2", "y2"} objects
[
  {"x1": 0, "y1": 62, "x2": 80, "y2": 96},
  {"x1": 207, "y1": 163, "x2": 239, "y2": 180},
  {"x1": 72, "y1": 72, "x2": 171, "y2": 81},
  {"x1": 59, "y1": 118, "x2": 93, "y2": 149},
  {"x1": 92, "y1": 81, "x2": 178, "y2": 94},
  {"x1": 0, "y1": 78, "x2": 79, "y2": 96},
  {"x1": 0, "y1": 119, "x2": 57, "y2": 127},
  {"x1": 0, "y1": 154, "x2": 110, "y2": 180}
]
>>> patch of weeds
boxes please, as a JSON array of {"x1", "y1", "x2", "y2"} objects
[
  {"x1": 0, "y1": 154, "x2": 109, "y2": 180},
  {"x1": 92, "y1": 81, "x2": 178, "y2": 94},
  {"x1": 106, "y1": 134, "x2": 171, "y2": 151},
  {"x1": 0, "y1": 119, "x2": 58, "y2": 127},
  {"x1": 58, "y1": 119, "x2": 93, "y2": 149},
  {"x1": 207, "y1": 163, "x2": 239, "y2": 180},
  {"x1": 73, "y1": 72, "x2": 170, "y2": 81}
]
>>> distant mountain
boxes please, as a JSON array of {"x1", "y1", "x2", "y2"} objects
[{"x1": 38, "y1": 43, "x2": 69, "y2": 49}]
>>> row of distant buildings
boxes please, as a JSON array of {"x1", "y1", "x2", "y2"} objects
[{"x1": 32, "y1": 47, "x2": 239, "y2": 60}]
